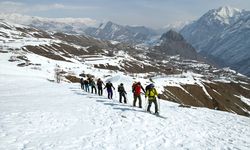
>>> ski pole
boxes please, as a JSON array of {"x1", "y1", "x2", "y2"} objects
[
  {"x1": 114, "y1": 90, "x2": 117, "y2": 100},
  {"x1": 158, "y1": 98, "x2": 160, "y2": 114},
  {"x1": 144, "y1": 97, "x2": 148, "y2": 111}
]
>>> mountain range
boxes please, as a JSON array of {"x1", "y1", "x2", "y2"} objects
[
  {"x1": 1, "y1": 19, "x2": 249, "y2": 117},
  {"x1": 1, "y1": 5, "x2": 250, "y2": 149},
  {"x1": 85, "y1": 21, "x2": 158, "y2": 44},
  {"x1": 180, "y1": 6, "x2": 250, "y2": 76},
  {"x1": 0, "y1": 13, "x2": 97, "y2": 34}
]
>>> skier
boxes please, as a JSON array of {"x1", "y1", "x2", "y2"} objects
[
  {"x1": 97, "y1": 78, "x2": 104, "y2": 96},
  {"x1": 84, "y1": 79, "x2": 89, "y2": 92},
  {"x1": 89, "y1": 77, "x2": 97, "y2": 94},
  {"x1": 132, "y1": 82, "x2": 145, "y2": 108},
  {"x1": 80, "y1": 78, "x2": 84, "y2": 90},
  {"x1": 104, "y1": 81, "x2": 115, "y2": 99},
  {"x1": 118, "y1": 83, "x2": 127, "y2": 103},
  {"x1": 145, "y1": 84, "x2": 160, "y2": 115}
]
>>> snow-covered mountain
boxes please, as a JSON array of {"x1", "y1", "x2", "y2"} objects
[
  {"x1": 201, "y1": 12, "x2": 250, "y2": 75},
  {"x1": 180, "y1": 6, "x2": 250, "y2": 76},
  {"x1": 1, "y1": 19, "x2": 250, "y2": 149},
  {"x1": 0, "y1": 13, "x2": 97, "y2": 34},
  {"x1": 85, "y1": 21, "x2": 157, "y2": 44},
  {"x1": 1, "y1": 20, "x2": 250, "y2": 117},
  {"x1": 181, "y1": 6, "x2": 243, "y2": 52},
  {"x1": 160, "y1": 21, "x2": 191, "y2": 32}
]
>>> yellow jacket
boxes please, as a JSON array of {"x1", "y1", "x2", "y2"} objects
[{"x1": 145, "y1": 88, "x2": 158, "y2": 100}]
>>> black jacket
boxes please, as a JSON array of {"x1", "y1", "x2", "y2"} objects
[{"x1": 118, "y1": 85, "x2": 126, "y2": 94}]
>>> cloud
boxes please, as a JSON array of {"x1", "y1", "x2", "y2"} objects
[
  {"x1": 0, "y1": 1, "x2": 99, "y2": 14},
  {"x1": 0, "y1": 1, "x2": 26, "y2": 13}
]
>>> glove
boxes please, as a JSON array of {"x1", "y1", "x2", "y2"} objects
[{"x1": 157, "y1": 95, "x2": 160, "y2": 99}]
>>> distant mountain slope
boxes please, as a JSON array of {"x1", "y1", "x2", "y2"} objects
[
  {"x1": 85, "y1": 21, "x2": 157, "y2": 44},
  {"x1": 180, "y1": 6, "x2": 250, "y2": 76},
  {"x1": 201, "y1": 13, "x2": 250, "y2": 75},
  {"x1": 153, "y1": 30, "x2": 198, "y2": 60},
  {"x1": 0, "y1": 13, "x2": 96, "y2": 34},
  {"x1": 181, "y1": 6, "x2": 243, "y2": 52}
]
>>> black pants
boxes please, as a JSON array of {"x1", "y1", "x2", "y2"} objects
[
  {"x1": 119, "y1": 92, "x2": 127, "y2": 103},
  {"x1": 147, "y1": 98, "x2": 158, "y2": 113},
  {"x1": 81, "y1": 83, "x2": 84, "y2": 90},
  {"x1": 133, "y1": 94, "x2": 142, "y2": 108},
  {"x1": 98, "y1": 87, "x2": 103, "y2": 96},
  {"x1": 91, "y1": 86, "x2": 97, "y2": 94}
]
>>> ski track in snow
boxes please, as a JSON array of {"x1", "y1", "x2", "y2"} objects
[{"x1": 0, "y1": 76, "x2": 250, "y2": 150}]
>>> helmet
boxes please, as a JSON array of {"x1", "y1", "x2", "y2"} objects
[{"x1": 120, "y1": 83, "x2": 123, "y2": 86}]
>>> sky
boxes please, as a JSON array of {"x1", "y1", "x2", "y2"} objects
[{"x1": 0, "y1": 0, "x2": 250, "y2": 28}]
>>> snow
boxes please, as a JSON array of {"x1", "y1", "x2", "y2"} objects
[
  {"x1": 1, "y1": 52, "x2": 250, "y2": 149},
  {"x1": 0, "y1": 13, "x2": 97, "y2": 26},
  {"x1": 110, "y1": 40, "x2": 120, "y2": 45},
  {"x1": 1, "y1": 19, "x2": 250, "y2": 149},
  {"x1": 235, "y1": 95, "x2": 250, "y2": 106},
  {"x1": 217, "y1": 6, "x2": 241, "y2": 18}
]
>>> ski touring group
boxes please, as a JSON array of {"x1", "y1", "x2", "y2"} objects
[{"x1": 80, "y1": 76, "x2": 160, "y2": 115}]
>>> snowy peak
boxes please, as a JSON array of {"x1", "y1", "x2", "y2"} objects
[
  {"x1": 97, "y1": 21, "x2": 122, "y2": 34},
  {"x1": 0, "y1": 13, "x2": 97, "y2": 34},
  {"x1": 202, "y1": 6, "x2": 242, "y2": 25},
  {"x1": 0, "y1": 13, "x2": 96, "y2": 25},
  {"x1": 85, "y1": 21, "x2": 157, "y2": 44},
  {"x1": 216, "y1": 6, "x2": 241, "y2": 18},
  {"x1": 180, "y1": 6, "x2": 250, "y2": 76}
]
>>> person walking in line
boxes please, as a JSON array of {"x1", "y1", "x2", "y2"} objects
[
  {"x1": 89, "y1": 77, "x2": 97, "y2": 94},
  {"x1": 97, "y1": 78, "x2": 104, "y2": 96},
  {"x1": 84, "y1": 79, "x2": 90, "y2": 92},
  {"x1": 132, "y1": 82, "x2": 145, "y2": 108},
  {"x1": 80, "y1": 78, "x2": 84, "y2": 90},
  {"x1": 118, "y1": 83, "x2": 127, "y2": 103},
  {"x1": 145, "y1": 84, "x2": 160, "y2": 115},
  {"x1": 104, "y1": 81, "x2": 115, "y2": 99}
]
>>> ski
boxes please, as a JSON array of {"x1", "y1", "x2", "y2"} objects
[{"x1": 146, "y1": 111, "x2": 166, "y2": 119}]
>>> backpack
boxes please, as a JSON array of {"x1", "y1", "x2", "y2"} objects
[
  {"x1": 106, "y1": 82, "x2": 113, "y2": 89},
  {"x1": 148, "y1": 88, "x2": 156, "y2": 97},
  {"x1": 119, "y1": 85, "x2": 126, "y2": 92},
  {"x1": 97, "y1": 80, "x2": 103, "y2": 87},
  {"x1": 84, "y1": 80, "x2": 89, "y2": 84},
  {"x1": 134, "y1": 84, "x2": 141, "y2": 95}
]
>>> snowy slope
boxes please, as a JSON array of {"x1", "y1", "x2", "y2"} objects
[
  {"x1": 1, "y1": 51, "x2": 250, "y2": 149},
  {"x1": 1, "y1": 19, "x2": 250, "y2": 117}
]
